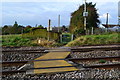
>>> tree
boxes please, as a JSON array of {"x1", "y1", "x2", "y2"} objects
[
  {"x1": 18, "y1": 25, "x2": 24, "y2": 34},
  {"x1": 2, "y1": 22, "x2": 25, "y2": 35},
  {"x1": 61, "y1": 25, "x2": 68, "y2": 32},
  {"x1": 73, "y1": 29, "x2": 85, "y2": 37},
  {"x1": 2, "y1": 25, "x2": 8, "y2": 35},
  {"x1": 69, "y1": 2, "x2": 100, "y2": 34},
  {"x1": 13, "y1": 21, "x2": 18, "y2": 27},
  {"x1": 2, "y1": 25, "x2": 12, "y2": 35},
  {"x1": 38, "y1": 25, "x2": 44, "y2": 28},
  {"x1": 11, "y1": 21, "x2": 19, "y2": 34},
  {"x1": 24, "y1": 25, "x2": 32, "y2": 33}
]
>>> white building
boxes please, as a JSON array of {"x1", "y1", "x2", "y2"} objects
[{"x1": 118, "y1": 1, "x2": 120, "y2": 25}]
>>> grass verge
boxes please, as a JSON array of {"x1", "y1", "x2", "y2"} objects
[
  {"x1": 65, "y1": 33, "x2": 120, "y2": 47},
  {"x1": 2, "y1": 34, "x2": 36, "y2": 47},
  {"x1": 1, "y1": 34, "x2": 63, "y2": 47}
]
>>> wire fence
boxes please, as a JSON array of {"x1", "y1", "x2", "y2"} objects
[{"x1": 86, "y1": 28, "x2": 120, "y2": 35}]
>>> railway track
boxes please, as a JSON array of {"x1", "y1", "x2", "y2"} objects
[
  {"x1": 2, "y1": 56, "x2": 120, "y2": 66},
  {"x1": 2, "y1": 56, "x2": 120, "y2": 75},
  {"x1": 2, "y1": 63, "x2": 120, "y2": 75},
  {"x1": 2, "y1": 44, "x2": 120, "y2": 75},
  {"x1": 71, "y1": 45, "x2": 120, "y2": 52},
  {"x1": 2, "y1": 49, "x2": 46, "y2": 53},
  {"x1": 2, "y1": 44, "x2": 120, "y2": 53}
]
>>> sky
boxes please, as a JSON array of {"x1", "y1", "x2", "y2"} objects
[
  {"x1": 1, "y1": 0, "x2": 119, "y2": 27},
  {"x1": 119, "y1": 1, "x2": 120, "y2": 16}
]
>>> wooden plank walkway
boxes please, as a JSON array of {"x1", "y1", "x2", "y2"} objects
[{"x1": 33, "y1": 51, "x2": 78, "y2": 74}]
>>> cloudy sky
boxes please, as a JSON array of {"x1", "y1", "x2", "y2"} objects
[{"x1": 1, "y1": 0, "x2": 119, "y2": 27}]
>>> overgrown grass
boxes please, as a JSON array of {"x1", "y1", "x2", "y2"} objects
[
  {"x1": 1, "y1": 28, "x2": 60, "y2": 47},
  {"x1": 2, "y1": 32, "x2": 120, "y2": 47},
  {"x1": 2, "y1": 34, "x2": 37, "y2": 47},
  {"x1": 66, "y1": 32, "x2": 120, "y2": 47},
  {"x1": 1, "y1": 34, "x2": 63, "y2": 47}
]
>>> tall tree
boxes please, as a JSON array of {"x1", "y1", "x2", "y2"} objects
[
  {"x1": 12, "y1": 21, "x2": 19, "y2": 34},
  {"x1": 69, "y1": 2, "x2": 100, "y2": 34},
  {"x1": 37, "y1": 25, "x2": 44, "y2": 28},
  {"x1": 24, "y1": 25, "x2": 32, "y2": 33},
  {"x1": 2, "y1": 25, "x2": 9, "y2": 35},
  {"x1": 61, "y1": 25, "x2": 68, "y2": 32},
  {"x1": 13, "y1": 21, "x2": 18, "y2": 27}
]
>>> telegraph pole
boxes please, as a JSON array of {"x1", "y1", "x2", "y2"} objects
[
  {"x1": 118, "y1": 1, "x2": 120, "y2": 26},
  {"x1": 58, "y1": 15, "x2": 60, "y2": 33},
  {"x1": 119, "y1": 16, "x2": 120, "y2": 26},
  {"x1": 84, "y1": 0, "x2": 86, "y2": 30},
  {"x1": 106, "y1": 13, "x2": 109, "y2": 32},
  {"x1": 48, "y1": 19, "x2": 51, "y2": 41},
  {"x1": 106, "y1": 13, "x2": 109, "y2": 28},
  {"x1": 83, "y1": 0, "x2": 88, "y2": 34}
]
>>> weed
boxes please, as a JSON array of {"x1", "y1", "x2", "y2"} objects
[{"x1": 99, "y1": 59, "x2": 106, "y2": 63}]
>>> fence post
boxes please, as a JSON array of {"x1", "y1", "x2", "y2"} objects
[
  {"x1": 71, "y1": 34, "x2": 74, "y2": 41},
  {"x1": 88, "y1": 29, "x2": 90, "y2": 35},
  {"x1": 60, "y1": 34, "x2": 62, "y2": 43},
  {"x1": 106, "y1": 28, "x2": 108, "y2": 33},
  {"x1": 91, "y1": 27, "x2": 94, "y2": 35}
]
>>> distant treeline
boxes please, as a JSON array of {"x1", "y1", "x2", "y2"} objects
[
  {"x1": 1, "y1": 21, "x2": 69, "y2": 35},
  {"x1": 1, "y1": 21, "x2": 45, "y2": 35}
]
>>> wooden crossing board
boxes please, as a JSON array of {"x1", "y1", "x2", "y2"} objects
[
  {"x1": 34, "y1": 67, "x2": 78, "y2": 74},
  {"x1": 33, "y1": 52, "x2": 78, "y2": 74},
  {"x1": 35, "y1": 52, "x2": 70, "y2": 60}
]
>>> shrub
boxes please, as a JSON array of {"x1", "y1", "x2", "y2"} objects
[
  {"x1": 51, "y1": 43, "x2": 66, "y2": 47},
  {"x1": 99, "y1": 59, "x2": 106, "y2": 63},
  {"x1": 22, "y1": 28, "x2": 59, "y2": 41}
]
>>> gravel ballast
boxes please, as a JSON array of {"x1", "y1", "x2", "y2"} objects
[{"x1": 2, "y1": 47, "x2": 120, "y2": 79}]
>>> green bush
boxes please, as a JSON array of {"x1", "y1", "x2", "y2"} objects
[
  {"x1": 22, "y1": 28, "x2": 59, "y2": 41},
  {"x1": 99, "y1": 59, "x2": 106, "y2": 63},
  {"x1": 51, "y1": 43, "x2": 66, "y2": 47}
]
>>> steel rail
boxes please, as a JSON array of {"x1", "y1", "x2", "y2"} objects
[
  {"x1": 71, "y1": 46, "x2": 120, "y2": 52},
  {"x1": 2, "y1": 63, "x2": 120, "y2": 75},
  {"x1": 2, "y1": 49, "x2": 46, "y2": 52},
  {"x1": 83, "y1": 63, "x2": 120, "y2": 68},
  {"x1": 2, "y1": 44, "x2": 120, "y2": 52},
  {"x1": 2, "y1": 56, "x2": 120, "y2": 66}
]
